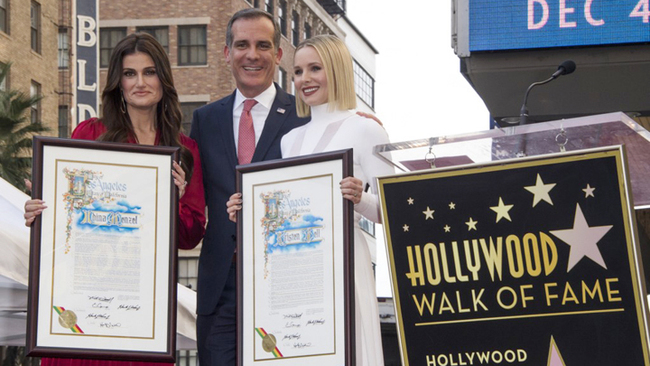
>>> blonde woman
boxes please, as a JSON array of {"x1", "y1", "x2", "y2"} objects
[{"x1": 285, "y1": 34, "x2": 391, "y2": 365}]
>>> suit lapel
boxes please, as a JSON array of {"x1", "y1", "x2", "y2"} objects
[
  {"x1": 217, "y1": 92, "x2": 238, "y2": 167},
  {"x1": 252, "y1": 85, "x2": 293, "y2": 162}
]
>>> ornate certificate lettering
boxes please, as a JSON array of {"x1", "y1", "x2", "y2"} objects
[
  {"x1": 50, "y1": 162, "x2": 156, "y2": 338},
  {"x1": 254, "y1": 177, "x2": 334, "y2": 359}
]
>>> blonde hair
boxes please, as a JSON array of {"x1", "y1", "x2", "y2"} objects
[{"x1": 294, "y1": 35, "x2": 356, "y2": 118}]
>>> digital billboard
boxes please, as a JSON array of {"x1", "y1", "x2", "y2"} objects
[{"x1": 470, "y1": 1, "x2": 650, "y2": 51}]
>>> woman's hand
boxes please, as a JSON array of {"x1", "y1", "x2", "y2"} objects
[
  {"x1": 226, "y1": 192, "x2": 242, "y2": 223},
  {"x1": 340, "y1": 176, "x2": 363, "y2": 205},
  {"x1": 172, "y1": 161, "x2": 188, "y2": 199},
  {"x1": 24, "y1": 179, "x2": 47, "y2": 227}
]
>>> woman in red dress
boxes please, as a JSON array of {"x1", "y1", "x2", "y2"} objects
[{"x1": 24, "y1": 33, "x2": 206, "y2": 365}]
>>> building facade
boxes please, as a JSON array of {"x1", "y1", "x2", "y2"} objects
[
  {"x1": 1, "y1": 0, "x2": 60, "y2": 135},
  {"x1": 82, "y1": 0, "x2": 377, "y2": 136},
  {"x1": 2, "y1": 0, "x2": 378, "y2": 155}
]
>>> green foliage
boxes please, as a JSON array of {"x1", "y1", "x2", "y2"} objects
[{"x1": 0, "y1": 62, "x2": 49, "y2": 192}]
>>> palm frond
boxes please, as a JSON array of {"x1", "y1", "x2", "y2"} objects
[{"x1": 0, "y1": 62, "x2": 49, "y2": 192}]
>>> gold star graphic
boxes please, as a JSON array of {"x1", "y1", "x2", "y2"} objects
[
  {"x1": 490, "y1": 197, "x2": 513, "y2": 223},
  {"x1": 465, "y1": 217, "x2": 478, "y2": 231},
  {"x1": 402, "y1": 224, "x2": 409, "y2": 232},
  {"x1": 407, "y1": 197, "x2": 414, "y2": 205},
  {"x1": 444, "y1": 225, "x2": 451, "y2": 233},
  {"x1": 524, "y1": 173, "x2": 556, "y2": 207},
  {"x1": 449, "y1": 202, "x2": 456, "y2": 210},
  {"x1": 583, "y1": 184, "x2": 595, "y2": 198},
  {"x1": 423, "y1": 206, "x2": 435, "y2": 220}
]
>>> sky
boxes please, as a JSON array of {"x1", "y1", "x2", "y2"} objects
[
  {"x1": 345, "y1": 0, "x2": 491, "y2": 297},
  {"x1": 346, "y1": 0, "x2": 490, "y2": 143}
]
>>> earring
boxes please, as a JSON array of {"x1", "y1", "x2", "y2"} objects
[{"x1": 120, "y1": 92, "x2": 127, "y2": 114}]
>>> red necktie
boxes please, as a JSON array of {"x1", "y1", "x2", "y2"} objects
[{"x1": 238, "y1": 99, "x2": 258, "y2": 164}]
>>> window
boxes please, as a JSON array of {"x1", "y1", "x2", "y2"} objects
[
  {"x1": 278, "y1": 0, "x2": 287, "y2": 37},
  {"x1": 278, "y1": 67, "x2": 286, "y2": 91},
  {"x1": 180, "y1": 102, "x2": 206, "y2": 134},
  {"x1": 100, "y1": 28, "x2": 126, "y2": 68},
  {"x1": 58, "y1": 106, "x2": 69, "y2": 137},
  {"x1": 30, "y1": 81, "x2": 41, "y2": 124},
  {"x1": 0, "y1": 62, "x2": 7, "y2": 92},
  {"x1": 58, "y1": 27, "x2": 69, "y2": 69},
  {"x1": 0, "y1": 0, "x2": 8, "y2": 34},
  {"x1": 137, "y1": 26, "x2": 169, "y2": 54},
  {"x1": 303, "y1": 22, "x2": 311, "y2": 40},
  {"x1": 291, "y1": 11, "x2": 299, "y2": 47},
  {"x1": 31, "y1": 1, "x2": 40, "y2": 53},
  {"x1": 359, "y1": 217, "x2": 375, "y2": 237},
  {"x1": 253, "y1": 0, "x2": 260, "y2": 8},
  {"x1": 178, "y1": 26, "x2": 207, "y2": 66},
  {"x1": 265, "y1": 0, "x2": 273, "y2": 15},
  {"x1": 176, "y1": 255, "x2": 200, "y2": 366},
  {"x1": 176, "y1": 350, "x2": 198, "y2": 366},
  {"x1": 178, "y1": 257, "x2": 199, "y2": 290},
  {"x1": 353, "y1": 60, "x2": 375, "y2": 108}
]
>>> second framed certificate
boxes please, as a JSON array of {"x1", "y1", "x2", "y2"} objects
[{"x1": 236, "y1": 149, "x2": 354, "y2": 366}]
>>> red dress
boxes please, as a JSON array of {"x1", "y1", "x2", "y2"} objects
[{"x1": 40, "y1": 118, "x2": 206, "y2": 366}]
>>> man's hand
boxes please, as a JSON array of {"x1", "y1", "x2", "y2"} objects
[{"x1": 356, "y1": 111, "x2": 383, "y2": 126}]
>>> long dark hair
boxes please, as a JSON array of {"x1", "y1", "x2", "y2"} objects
[{"x1": 99, "y1": 32, "x2": 193, "y2": 181}]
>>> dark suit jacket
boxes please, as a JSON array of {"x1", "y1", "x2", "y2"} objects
[{"x1": 190, "y1": 84, "x2": 308, "y2": 315}]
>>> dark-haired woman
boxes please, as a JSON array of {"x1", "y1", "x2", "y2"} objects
[{"x1": 24, "y1": 33, "x2": 205, "y2": 366}]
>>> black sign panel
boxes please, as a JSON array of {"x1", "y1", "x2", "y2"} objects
[
  {"x1": 75, "y1": 0, "x2": 99, "y2": 124},
  {"x1": 378, "y1": 147, "x2": 650, "y2": 366}
]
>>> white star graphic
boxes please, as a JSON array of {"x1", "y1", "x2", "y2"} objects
[
  {"x1": 407, "y1": 197, "x2": 414, "y2": 205},
  {"x1": 583, "y1": 184, "x2": 595, "y2": 198},
  {"x1": 423, "y1": 206, "x2": 435, "y2": 220},
  {"x1": 550, "y1": 203, "x2": 612, "y2": 272},
  {"x1": 465, "y1": 218, "x2": 478, "y2": 231},
  {"x1": 444, "y1": 225, "x2": 451, "y2": 233},
  {"x1": 490, "y1": 197, "x2": 513, "y2": 223},
  {"x1": 402, "y1": 224, "x2": 409, "y2": 232},
  {"x1": 524, "y1": 173, "x2": 556, "y2": 207},
  {"x1": 449, "y1": 202, "x2": 456, "y2": 210}
]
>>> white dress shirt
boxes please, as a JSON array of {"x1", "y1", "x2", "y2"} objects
[{"x1": 232, "y1": 84, "x2": 277, "y2": 156}]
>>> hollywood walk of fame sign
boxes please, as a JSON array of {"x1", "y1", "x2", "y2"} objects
[{"x1": 378, "y1": 146, "x2": 650, "y2": 366}]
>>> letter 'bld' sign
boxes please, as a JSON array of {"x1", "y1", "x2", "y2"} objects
[{"x1": 378, "y1": 146, "x2": 650, "y2": 366}]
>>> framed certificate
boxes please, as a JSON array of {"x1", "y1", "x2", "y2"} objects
[
  {"x1": 26, "y1": 136, "x2": 179, "y2": 362},
  {"x1": 236, "y1": 149, "x2": 355, "y2": 366}
]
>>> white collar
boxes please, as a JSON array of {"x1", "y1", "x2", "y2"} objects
[
  {"x1": 310, "y1": 103, "x2": 355, "y2": 124},
  {"x1": 234, "y1": 84, "x2": 277, "y2": 110}
]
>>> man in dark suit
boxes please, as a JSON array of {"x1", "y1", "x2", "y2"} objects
[{"x1": 189, "y1": 8, "x2": 308, "y2": 366}]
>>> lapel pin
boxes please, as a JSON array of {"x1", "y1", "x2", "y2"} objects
[{"x1": 277, "y1": 108, "x2": 286, "y2": 114}]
